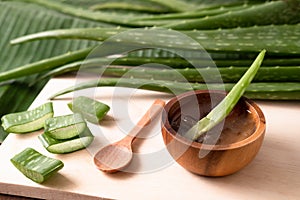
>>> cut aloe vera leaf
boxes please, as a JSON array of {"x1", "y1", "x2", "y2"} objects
[
  {"x1": 44, "y1": 113, "x2": 87, "y2": 140},
  {"x1": 39, "y1": 127, "x2": 94, "y2": 154},
  {"x1": 10, "y1": 148, "x2": 64, "y2": 183},
  {"x1": 1, "y1": 102, "x2": 54, "y2": 133},
  {"x1": 68, "y1": 96, "x2": 110, "y2": 124},
  {"x1": 186, "y1": 50, "x2": 266, "y2": 141}
]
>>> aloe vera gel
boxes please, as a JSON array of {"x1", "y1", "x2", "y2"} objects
[{"x1": 1, "y1": 102, "x2": 53, "y2": 133}]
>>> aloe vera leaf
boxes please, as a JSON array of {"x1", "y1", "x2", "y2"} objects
[
  {"x1": 20, "y1": 0, "x2": 289, "y2": 29},
  {"x1": 44, "y1": 113, "x2": 87, "y2": 140},
  {"x1": 184, "y1": 24, "x2": 300, "y2": 55},
  {"x1": 213, "y1": 58, "x2": 300, "y2": 67},
  {"x1": 90, "y1": 2, "x2": 172, "y2": 14},
  {"x1": 189, "y1": 0, "x2": 265, "y2": 10},
  {"x1": 0, "y1": 47, "x2": 93, "y2": 82},
  {"x1": 100, "y1": 65, "x2": 300, "y2": 83},
  {"x1": 10, "y1": 28, "x2": 125, "y2": 45},
  {"x1": 36, "y1": 57, "x2": 300, "y2": 82},
  {"x1": 145, "y1": 0, "x2": 195, "y2": 12},
  {"x1": 34, "y1": 57, "x2": 193, "y2": 81},
  {"x1": 68, "y1": 96, "x2": 110, "y2": 124},
  {"x1": 131, "y1": 2, "x2": 251, "y2": 22},
  {"x1": 125, "y1": 19, "x2": 181, "y2": 27},
  {"x1": 125, "y1": 48, "x2": 273, "y2": 62},
  {"x1": 130, "y1": 2, "x2": 265, "y2": 26},
  {"x1": 184, "y1": 50, "x2": 265, "y2": 141},
  {"x1": 34, "y1": 53, "x2": 300, "y2": 83},
  {"x1": 10, "y1": 148, "x2": 64, "y2": 183},
  {"x1": 39, "y1": 127, "x2": 94, "y2": 154},
  {"x1": 12, "y1": 24, "x2": 300, "y2": 55},
  {"x1": 49, "y1": 77, "x2": 192, "y2": 99},
  {"x1": 49, "y1": 76, "x2": 300, "y2": 101},
  {"x1": 164, "y1": 0, "x2": 300, "y2": 30},
  {"x1": 1, "y1": 102, "x2": 53, "y2": 133}
]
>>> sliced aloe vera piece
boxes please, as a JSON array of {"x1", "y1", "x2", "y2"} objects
[
  {"x1": 10, "y1": 148, "x2": 64, "y2": 183},
  {"x1": 186, "y1": 50, "x2": 266, "y2": 141},
  {"x1": 44, "y1": 113, "x2": 87, "y2": 140},
  {"x1": 39, "y1": 128, "x2": 94, "y2": 154},
  {"x1": 1, "y1": 102, "x2": 53, "y2": 133},
  {"x1": 68, "y1": 96, "x2": 110, "y2": 124}
]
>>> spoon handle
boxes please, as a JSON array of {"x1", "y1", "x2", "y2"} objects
[{"x1": 127, "y1": 99, "x2": 165, "y2": 140}]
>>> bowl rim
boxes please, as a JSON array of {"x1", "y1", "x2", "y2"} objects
[{"x1": 162, "y1": 90, "x2": 266, "y2": 151}]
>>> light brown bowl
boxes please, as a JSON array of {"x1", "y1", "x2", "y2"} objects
[{"x1": 161, "y1": 90, "x2": 266, "y2": 177}]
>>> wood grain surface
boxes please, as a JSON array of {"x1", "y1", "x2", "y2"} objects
[{"x1": 0, "y1": 76, "x2": 299, "y2": 200}]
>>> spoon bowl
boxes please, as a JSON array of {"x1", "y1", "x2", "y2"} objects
[
  {"x1": 94, "y1": 99, "x2": 165, "y2": 173},
  {"x1": 94, "y1": 142, "x2": 133, "y2": 173}
]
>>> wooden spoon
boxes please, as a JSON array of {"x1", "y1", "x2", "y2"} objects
[{"x1": 93, "y1": 99, "x2": 165, "y2": 173}]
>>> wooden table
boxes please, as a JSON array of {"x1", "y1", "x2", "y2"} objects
[{"x1": 0, "y1": 76, "x2": 299, "y2": 199}]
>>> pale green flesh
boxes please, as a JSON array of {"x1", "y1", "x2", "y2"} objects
[
  {"x1": 45, "y1": 123, "x2": 87, "y2": 140},
  {"x1": 1, "y1": 102, "x2": 53, "y2": 133},
  {"x1": 10, "y1": 148, "x2": 64, "y2": 183},
  {"x1": 6, "y1": 113, "x2": 53, "y2": 133},
  {"x1": 47, "y1": 136, "x2": 94, "y2": 154},
  {"x1": 44, "y1": 113, "x2": 85, "y2": 131},
  {"x1": 44, "y1": 113, "x2": 87, "y2": 139},
  {"x1": 39, "y1": 128, "x2": 94, "y2": 154}
]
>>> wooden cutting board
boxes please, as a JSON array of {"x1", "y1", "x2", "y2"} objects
[{"x1": 0, "y1": 76, "x2": 299, "y2": 200}]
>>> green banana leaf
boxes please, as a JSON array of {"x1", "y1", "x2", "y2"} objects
[{"x1": 0, "y1": 1, "x2": 107, "y2": 143}]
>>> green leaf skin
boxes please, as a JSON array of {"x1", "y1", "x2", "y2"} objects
[
  {"x1": 44, "y1": 113, "x2": 87, "y2": 140},
  {"x1": 10, "y1": 148, "x2": 64, "y2": 183},
  {"x1": 1, "y1": 102, "x2": 53, "y2": 133},
  {"x1": 130, "y1": 3, "x2": 260, "y2": 26},
  {"x1": 185, "y1": 50, "x2": 266, "y2": 141},
  {"x1": 90, "y1": 2, "x2": 173, "y2": 14},
  {"x1": 132, "y1": 2, "x2": 252, "y2": 21},
  {"x1": 32, "y1": 56, "x2": 300, "y2": 84},
  {"x1": 100, "y1": 66, "x2": 300, "y2": 83},
  {"x1": 39, "y1": 128, "x2": 94, "y2": 154},
  {"x1": 144, "y1": 0, "x2": 195, "y2": 12},
  {"x1": 11, "y1": 24, "x2": 300, "y2": 56},
  {"x1": 49, "y1": 77, "x2": 300, "y2": 101},
  {"x1": 0, "y1": 47, "x2": 93, "y2": 83},
  {"x1": 68, "y1": 96, "x2": 110, "y2": 124},
  {"x1": 164, "y1": 0, "x2": 300, "y2": 30}
]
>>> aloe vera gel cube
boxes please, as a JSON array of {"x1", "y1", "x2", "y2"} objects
[
  {"x1": 68, "y1": 96, "x2": 110, "y2": 124},
  {"x1": 44, "y1": 113, "x2": 87, "y2": 140},
  {"x1": 39, "y1": 128, "x2": 94, "y2": 154},
  {"x1": 1, "y1": 102, "x2": 54, "y2": 133}
]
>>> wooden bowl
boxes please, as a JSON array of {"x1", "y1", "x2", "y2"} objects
[{"x1": 161, "y1": 90, "x2": 266, "y2": 177}]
